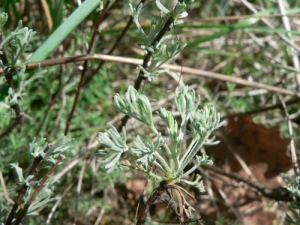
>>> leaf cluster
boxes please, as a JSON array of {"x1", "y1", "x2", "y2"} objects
[{"x1": 97, "y1": 85, "x2": 224, "y2": 192}]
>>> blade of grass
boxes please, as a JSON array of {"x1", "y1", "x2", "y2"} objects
[
  {"x1": 29, "y1": 0, "x2": 102, "y2": 62},
  {"x1": 187, "y1": 8, "x2": 300, "y2": 47},
  {"x1": 187, "y1": 17, "x2": 261, "y2": 47}
]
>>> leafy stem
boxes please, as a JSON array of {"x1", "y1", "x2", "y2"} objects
[
  {"x1": 178, "y1": 132, "x2": 209, "y2": 172},
  {"x1": 148, "y1": 125, "x2": 175, "y2": 168}
]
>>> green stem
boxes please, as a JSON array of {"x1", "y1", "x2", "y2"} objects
[
  {"x1": 131, "y1": 163, "x2": 163, "y2": 181},
  {"x1": 154, "y1": 152, "x2": 172, "y2": 174},
  {"x1": 178, "y1": 132, "x2": 209, "y2": 171},
  {"x1": 0, "y1": 30, "x2": 25, "y2": 49},
  {"x1": 149, "y1": 125, "x2": 174, "y2": 168},
  {"x1": 12, "y1": 44, "x2": 26, "y2": 66},
  {"x1": 179, "y1": 138, "x2": 196, "y2": 167},
  {"x1": 174, "y1": 118, "x2": 189, "y2": 170}
]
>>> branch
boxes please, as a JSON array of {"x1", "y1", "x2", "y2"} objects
[
  {"x1": 13, "y1": 155, "x2": 63, "y2": 225},
  {"x1": 118, "y1": 14, "x2": 176, "y2": 131},
  {"x1": 1, "y1": 54, "x2": 298, "y2": 98},
  {"x1": 0, "y1": 32, "x2": 23, "y2": 139},
  {"x1": 136, "y1": 183, "x2": 170, "y2": 225},
  {"x1": 5, "y1": 145, "x2": 51, "y2": 225},
  {"x1": 203, "y1": 165, "x2": 292, "y2": 202}
]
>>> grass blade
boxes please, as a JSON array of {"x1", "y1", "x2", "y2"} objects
[{"x1": 29, "y1": 0, "x2": 102, "y2": 62}]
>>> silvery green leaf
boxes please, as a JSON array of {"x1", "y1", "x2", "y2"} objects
[
  {"x1": 131, "y1": 135, "x2": 164, "y2": 167},
  {"x1": 125, "y1": 85, "x2": 137, "y2": 103},
  {"x1": 172, "y1": 2, "x2": 187, "y2": 17},
  {"x1": 148, "y1": 37, "x2": 185, "y2": 71},
  {"x1": 113, "y1": 93, "x2": 129, "y2": 114},
  {"x1": 181, "y1": 174, "x2": 205, "y2": 192},
  {"x1": 137, "y1": 95, "x2": 153, "y2": 125},
  {"x1": 97, "y1": 125, "x2": 127, "y2": 152},
  {"x1": 27, "y1": 188, "x2": 58, "y2": 215},
  {"x1": 157, "y1": 34, "x2": 172, "y2": 46},
  {"x1": 146, "y1": 16, "x2": 168, "y2": 47},
  {"x1": 44, "y1": 135, "x2": 72, "y2": 158},
  {"x1": 204, "y1": 136, "x2": 220, "y2": 146},
  {"x1": 196, "y1": 155, "x2": 213, "y2": 165},
  {"x1": 140, "y1": 44, "x2": 154, "y2": 53},
  {"x1": 24, "y1": 175, "x2": 34, "y2": 186},
  {"x1": 32, "y1": 187, "x2": 52, "y2": 201},
  {"x1": 112, "y1": 86, "x2": 154, "y2": 127},
  {"x1": 147, "y1": 19, "x2": 160, "y2": 44},
  {"x1": 101, "y1": 152, "x2": 122, "y2": 173},
  {"x1": 157, "y1": 108, "x2": 178, "y2": 141},
  {"x1": 16, "y1": 20, "x2": 22, "y2": 30},
  {"x1": 26, "y1": 212, "x2": 39, "y2": 216},
  {"x1": 174, "y1": 19, "x2": 184, "y2": 25},
  {"x1": 175, "y1": 90, "x2": 186, "y2": 116},
  {"x1": 166, "y1": 37, "x2": 186, "y2": 58},
  {"x1": 177, "y1": 11, "x2": 188, "y2": 19},
  {"x1": 129, "y1": 3, "x2": 146, "y2": 40},
  {"x1": 131, "y1": 136, "x2": 148, "y2": 156},
  {"x1": 7, "y1": 25, "x2": 36, "y2": 66},
  {"x1": 182, "y1": 155, "x2": 212, "y2": 177},
  {"x1": 136, "y1": 153, "x2": 156, "y2": 168},
  {"x1": 7, "y1": 88, "x2": 21, "y2": 106},
  {"x1": 96, "y1": 125, "x2": 128, "y2": 173},
  {"x1": 10, "y1": 163, "x2": 24, "y2": 183},
  {"x1": 137, "y1": 65, "x2": 160, "y2": 81},
  {"x1": 156, "y1": 0, "x2": 170, "y2": 14},
  {"x1": 191, "y1": 106, "x2": 224, "y2": 135},
  {"x1": 29, "y1": 138, "x2": 48, "y2": 158},
  {"x1": 282, "y1": 174, "x2": 300, "y2": 198},
  {"x1": 0, "y1": 12, "x2": 8, "y2": 29},
  {"x1": 129, "y1": 3, "x2": 134, "y2": 14},
  {"x1": 37, "y1": 158, "x2": 56, "y2": 170},
  {"x1": 174, "y1": 86, "x2": 200, "y2": 121}
]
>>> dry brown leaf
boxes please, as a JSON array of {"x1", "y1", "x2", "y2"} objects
[{"x1": 204, "y1": 116, "x2": 292, "y2": 225}]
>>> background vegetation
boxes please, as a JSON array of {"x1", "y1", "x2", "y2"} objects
[{"x1": 1, "y1": 0, "x2": 300, "y2": 224}]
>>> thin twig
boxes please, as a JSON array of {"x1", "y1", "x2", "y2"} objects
[
  {"x1": 94, "y1": 209, "x2": 105, "y2": 225},
  {"x1": 223, "y1": 97, "x2": 300, "y2": 118},
  {"x1": 203, "y1": 165, "x2": 292, "y2": 201},
  {"x1": 277, "y1": 0, "x2": 300, "y2": 90},
  {"x1": 0, "y1": 171, "x2": 14, "y2": 204},
  {"x1": 277, "y1": 94, "x2": 299, "y2": 174},
  {"x1": 199, "y1": 13, "x2": 300, "y2": 21},
  {"x1": 5, "y1": 53, "x2": 299, "y2": 97},
  {"x1": 85, "y1": 158, "x2": 96, "y2": 225},
  {"x1": 73, "y1": 159, "x2": 87, "y2": 224},
  {"x1": 46, "y1": 182, "x2": 74, "y2": 225},
  {"x1": 135, "y1": 180, "x2": 149, "y2": 223}
]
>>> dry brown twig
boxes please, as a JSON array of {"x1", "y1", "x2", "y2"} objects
[
  {"x1": 1, "y1": 53, "x2": 299, "y2": 97},
  {"x1": 277, "y1": 94, "x2": 299, "y2": 174}
]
